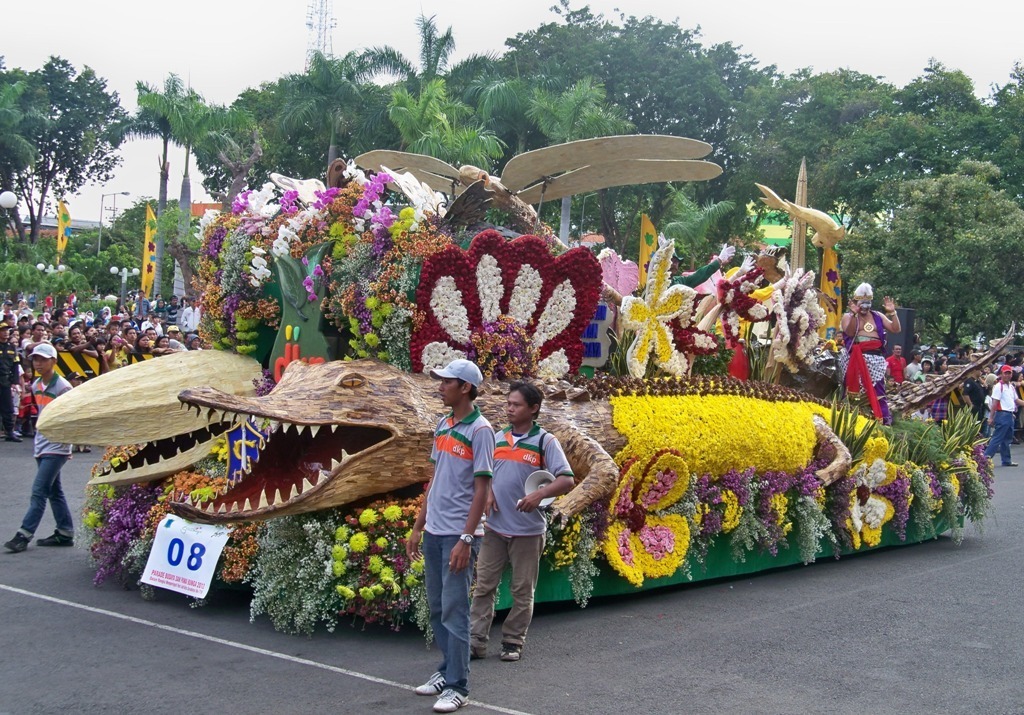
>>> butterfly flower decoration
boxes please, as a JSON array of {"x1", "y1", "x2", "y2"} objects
[
  {"x1": 620, "y1": 242, "x2": 697, "y2": 377},
  {"x1": 411, "y1": 230, "x2": 602, "y2": 379}
]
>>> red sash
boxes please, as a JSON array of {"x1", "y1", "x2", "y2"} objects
[{"x1": 846, "y1": 339, "x2": 883, "y2": 419}]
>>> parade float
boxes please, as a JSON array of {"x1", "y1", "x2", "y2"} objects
[{"x1": 41, "y1": 137, "x2": 1000, "y2": 635}]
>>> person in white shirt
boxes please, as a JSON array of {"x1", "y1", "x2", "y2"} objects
[{"x1": 985, "y1": 364, "x2": 1024, "y2": 467}]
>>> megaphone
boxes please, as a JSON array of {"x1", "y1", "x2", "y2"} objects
[{"x1": 521, "y1": 470, "x2": 556, "y2": 508}]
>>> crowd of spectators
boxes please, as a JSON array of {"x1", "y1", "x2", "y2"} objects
[{"x1": 0, "y1": 290, "x2": 203, "y2": 440}]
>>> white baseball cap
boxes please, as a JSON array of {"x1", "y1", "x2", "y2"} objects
[
  {"x1": 30, "y1": 343, "x2": 58, "y2": 359},
  {"x1": 430, "y1": 359, "x2": 483, "y2": 387}
]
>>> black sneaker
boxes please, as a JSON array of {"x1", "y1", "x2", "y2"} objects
[
  {"x1": 37, "y1": 531, "x2": 74, "y2": 547},
  {"x1": 4, "y1": 533, "x2": 29, "y2": 553},
  {"x1": 5, "y1": 434, "x2": 22, "y2": 443},
  {"x1": 499, "y1": 642, "x2": 522, "y2": 662}
]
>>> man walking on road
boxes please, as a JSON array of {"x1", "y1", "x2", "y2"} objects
[
  {"x1": 4, "y1": 343, "x2": 75, "y2": 553},
  {"x1": 407, "y1": 359, "x2": 494, "y2": 713},
  {"x1": 985, "y1": 364, "x2": 1024, "y2": 468}
]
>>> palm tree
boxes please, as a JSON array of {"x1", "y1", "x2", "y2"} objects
[
  {"x1": 660, "y1": 187, "x2": 735, "y2": 269},
  {"x1": 137, "y1": 85, "x2": 249, "y2": 292},
  {"x1": 364, "y1": 14, "x2": 456, "y2": 90},
  {"x1": 131, "y1": 75, "x2": 186, "y2": 216},
  {"x1": 0, "y1": 80, "x2": 37, "y2": 243},
  {"x1": 388, "y1": 78, "x2": 505, "y2": 168},
  {"x1": 527, "y1": 78, "x2": 633, "y2": 241},
  {"x1": 279, "y1": 51, "x2": 368, "y2": 166}
]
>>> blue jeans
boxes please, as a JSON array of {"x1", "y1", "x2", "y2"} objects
[
  {"x1": 985, "y1": 412, "x2": 1015, "y2": 466},
  {"x1": 423, "y1": 531, "x2": 476, "y2": 695},
  {"x1": 19, "y1": 455, "x2": 73, "y2": 538}
]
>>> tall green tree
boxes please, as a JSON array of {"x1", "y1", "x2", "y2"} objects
[
  {"x1": 388, "y1": 78, "x2": 505, "y2": 167},
  {"x1": 843, "y1": 161, "x2": 1024, "y2": 346},
  {"x1": 527, "y1": 77, "x2": 632, "y2": 241},
  {"x1": 279, "y1": 51, "x2": 368, "y2": 167},
  {"x1": 130, "y1": 74, "x2": 187, "y2": 216},
  {"x1": 137, "y1": 85, "x2": 248, "y2": 293},
  {"x1": 4, "y1": 57, "x2": 127, "y2": 243}
]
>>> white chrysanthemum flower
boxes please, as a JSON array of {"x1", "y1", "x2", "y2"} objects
[
  {"x1": 430, "y1": 277, "x2": 470, "y2": 343},
  {"x1": 421, "y1": 342, "x2": 468, "y2": 372},
  {"x1": 533, "y1": 279, "x2": 576, "y2": 348},
  {"x1": 508, "y1": 265, "x2": 543, "y2": 325},
  {"x1": 476, "y1": 255, "x2": 503, "y2": 322}
]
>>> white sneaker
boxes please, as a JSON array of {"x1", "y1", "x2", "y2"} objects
[
  {"x1": 433, "y1": 688, "x2": 468, "y2": 713},
  {"x1": 414, "y1": 671, "x2": 446, "y2": 696}
]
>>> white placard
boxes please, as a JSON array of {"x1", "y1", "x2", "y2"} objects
[{"x1": 141, "y1": 515, "x2": 232, "y2": 599}]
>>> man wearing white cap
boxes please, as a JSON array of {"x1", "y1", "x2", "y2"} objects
[
  {"x1": 985, "y1": 364, "x2": 1024, "y2": 467},
  {"x1": 407, "y1": 358, "x2": 494, "y2": 713},
  {"x1": 3, "y1": 343, "x2": 75, "y2": 553}
]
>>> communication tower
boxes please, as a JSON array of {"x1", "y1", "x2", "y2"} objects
[{"x1": 305, "y1": 0, "x2": 336, "y2": 68}]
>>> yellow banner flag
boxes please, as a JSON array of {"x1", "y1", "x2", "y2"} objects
[
  {"x1": 818, "y1": 245, "x2": 842, "y2": 340},
  {"x1": 638, "y1": 214, "x2": 658, "y2": 287},
  {"x1": 56, "y1": 200, "x2": 71, "y2": 262},
  {"x1": 140, "y1": 204, "x2": 157, "y2": 298}
]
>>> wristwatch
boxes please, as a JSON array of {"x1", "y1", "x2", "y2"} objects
[{"x1": 459, "y1": 534, "x2": 474, "y2": 545}]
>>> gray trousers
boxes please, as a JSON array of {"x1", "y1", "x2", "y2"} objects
[{"x1": 469, "y1": 529, "x2": 544, "y2": 649}]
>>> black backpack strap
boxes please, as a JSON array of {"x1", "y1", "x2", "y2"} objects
[{"x1": 539, "y1": 430, "x2": 547, "y2": 470}]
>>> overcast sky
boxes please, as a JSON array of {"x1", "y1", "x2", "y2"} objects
[{"x1": 6, "y1": 0, "x2": 1023, "y2": 223}]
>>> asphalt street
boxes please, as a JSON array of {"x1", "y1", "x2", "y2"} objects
[{"x1": 1, "y1": 438, "x2": 1022, "y2": 715}]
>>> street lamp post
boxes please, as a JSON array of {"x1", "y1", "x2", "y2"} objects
[
  {"x1": 110, "y1": 266, "x2": 140, "y2": 310},
  {"x1": 98, "y1": 191, "x2": 130, "y2": 255},
  {"x1": 0, "y1": 191, "x2": 16, "y2": 259}
]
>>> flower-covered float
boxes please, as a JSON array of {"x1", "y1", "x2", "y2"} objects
[{"x1": 41, "y1": 150, "x2": 1000, "y2": 635}]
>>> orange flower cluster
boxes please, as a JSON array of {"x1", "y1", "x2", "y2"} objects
[{"x1": 219, "y1": 523, "x2": 260, "y2": 583}]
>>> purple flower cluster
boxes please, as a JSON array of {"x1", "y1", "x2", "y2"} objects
[
  {"x1": 253, "y1": 369, "x2": 277, "y2": 397},
  {"x1": 302, "y1": 264, "x2": 325, "y2": 302},
  {"x1": 876, "y1": 469, "x2": 911, "y2": 541},
  {"x1": 206, "y1": 226, "x2": 227, "y2": 259},
  {"x1": 91, "y1": 484, "x2": 163, "y2": 586},
  {"x1": 280, "y1": 190, "x2": 299, "y2": 216},
  {"x1": 312, "y1": 186, "x2": 341, "y2": 211},
  {"x1": 972, "y1": 443, "x2": 995, "y2": 497},
  {"x1": 352, "y1": 172, "x2": 391, "y2": 219},
  {"x1": 231, "y1": 189, "x2": 253, "y2": 215},
  {"x1": 222, "y1": 293, "x2": 242, "y2": 334},
  {"x1": 370, "y1": 206, "x2": 396, "y2": 258},
  {"x1": 351, "y1": 287, "x2": 373, "y2": 335}
]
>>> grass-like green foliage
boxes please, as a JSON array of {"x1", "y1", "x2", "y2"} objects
[
  {"x1": 829, "y1": 398, "x2": 877, "y2": 465},
  {"x1": 940, "y1": 406, "x2": 984, "y2": 456},
  {"x1": 883, "y1": 416, "x2": 946, "y2": 466}
]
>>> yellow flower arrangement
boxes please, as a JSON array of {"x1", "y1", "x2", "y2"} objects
[
  {"x1": 620, "y1": 242, "x2": 697, "y2": 377},
  {"x1": 349, "y1": 532, "x2": 369, "y2": 552},
  {"x1": 721, "y1": 489, "x2": 742, "y2": 533},
  {"x1": 603, "y1": 515, "x2": 691, "y2": 587},
  {"x1": 770, "y1": 493, "x2": 793, "y2": 537},
  {"x1": 862, "y1": 435, "x2": 890, "y2": 464},
  {"x1": 611, "y1": 394, "x2": 830, "y2": 477},
  {"x1": 359, "y1": 508, "x2": 379, "y2": 527}
]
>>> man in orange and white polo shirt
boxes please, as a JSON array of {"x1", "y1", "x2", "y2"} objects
[
  {"x1": 408, "y1": 359, "x2": 494, "y2": 713},
  {"x1": 470, "y1": 381, "x2": 574, "y2": 663}
]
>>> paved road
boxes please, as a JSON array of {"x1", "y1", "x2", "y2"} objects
[{"x1": 1, "y1": 439, "x2": 1022, "y2": 715}]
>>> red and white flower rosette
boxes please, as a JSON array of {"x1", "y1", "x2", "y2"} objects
[{"x1": 411, "y1": 230, "x2": 602, "y2": 379}]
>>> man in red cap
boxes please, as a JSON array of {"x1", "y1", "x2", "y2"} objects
[{"x1": 985, "y1": 364, "x2": 1024, "y2": 467}]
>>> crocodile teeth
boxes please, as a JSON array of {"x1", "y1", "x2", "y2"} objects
[
  {"x1": 309, "y1": 425, "x2": 320, "y2": 438},
  {"x1": 258, "y1": 490, "x2": 269, "y2": 509},
  {"x1": 329, "y1": 424, "x2": 338, "y2": 433},
  {"x1": 243, "y1": 498, "x2": 252, "y2": 511},
  {"x1": 317, "y1": 470, "x2": 328, "y2": 485},
  {"x1": 289, "y1": 484, "x2": 299, "y2": 500},
  {"x1": 330, "y1": 458, "x2": 342, "y2": 471},
  {"x1": 205, "y1": 502, "x2": 216, "y2": 514},
  {"x1": 272, "y1": 488, "x2": 284, "y2": 505},
  {"x1": 230, "y1": 501, "x2": 239, "y2": 513},
  {"x1": 302, "y1": 477, "x2": 315, "y2": 493},
  {"x1": 217, "y1": 504, "x2": 227, "y2": 514}
]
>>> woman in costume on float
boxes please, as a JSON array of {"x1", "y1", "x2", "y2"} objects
[{"x1": 839, "y1": 283, "x2": 900, "y2": 425}]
